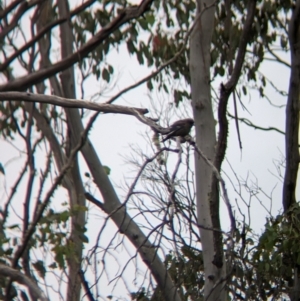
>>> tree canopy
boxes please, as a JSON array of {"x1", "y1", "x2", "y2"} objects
[{"x1": 0, "y1": 0, "x2": 299, "y2": 301}]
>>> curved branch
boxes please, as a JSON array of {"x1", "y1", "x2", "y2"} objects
[
  {"x1": 67, "y1": 109, "x2": 182, "y2": 301},
  {"x1": 215, "y1": 0, "x2": 257, "y2": 171},
  {"x1": 0, "y1": 0, "x2": 23, "y2": 19},
  {"x1": 0, "y1": 92, "x2": 176, "y2": 135},
  {"x1": 0, "y1": 0, "x2": 154, "y2": 92},
  {"x1": 0, "y1": 92, "x2": 148, "y2": 115},
  {"x1": 265, "y1": 44, "x2": 291, "y2": 68},
  {"x1": 106, "y1": 9, "x2": 205, "y2": 105},
  {"x1": 0, "y1": 0, "x2": 43, "y2": 40},
  {"x1": 210, "y1": 0, "x2": 256, "y2": 272},
  {"x1": 0, "y1": 265, "x2": 49, "y2": 301},
  {"x1": 227, "y1": 113, "x2": 285, "y2": 135},
  {"x1": 0, "y1": 0, "x2": 97, "y2": 72}
]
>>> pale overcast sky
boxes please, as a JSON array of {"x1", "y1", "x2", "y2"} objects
[{"x1": 0, "y1": 0, "x2": 295, "y2": 298}]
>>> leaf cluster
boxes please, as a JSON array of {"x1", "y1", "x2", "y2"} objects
[{"x1": 252, "y1": 205, "x2": 300, "y2": 297}]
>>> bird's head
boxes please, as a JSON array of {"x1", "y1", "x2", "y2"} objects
[
  {"x1": 186, "y1": 118, "x2": 194, "y2": 127},
  {"x1": 185, "y1": 118, "x2": 195, "y2": 128}
]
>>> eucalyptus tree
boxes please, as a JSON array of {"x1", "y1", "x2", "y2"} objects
[{"x1": 0, "y1": 0, "x2": 299, "y2": 301}]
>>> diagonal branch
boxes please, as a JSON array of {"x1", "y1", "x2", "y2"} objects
[
  {"x1": 0, "y1": 0, "x2": 154, "y2": 92},
  {"x1": 0, "y1": 0, "x2": 44, "y2": 40},
  {"x1": 0, "y1": 0, "x2": 23, "y2": 19},
  {"x1": 106, "y1": 8, "x2": 207, "y2": 105},
  {"x1": 11, "y1": 110, "x2": 97, "y2": 268},
  {"x1": 72, "y1": 114, "x2": 182, "y2": 301},
  {"x1": 0, "y1": 264, "x2": 49, "y2": 301},
  {"x1": 227, "y1": 113, "x2": 285, "y2": 135},
  {"x1": 0, "y1": 91, "x2": 148, "y2": 115},
  {"x1": 0, "y1": 92, "x2": 175, "y2": 134},
  {"x1": 0, "y1": 0, "x2": 97, "y2": 72}
]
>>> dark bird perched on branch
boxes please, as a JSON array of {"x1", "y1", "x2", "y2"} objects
[{"x1": 162, "y1": 118, "x2": 194, "y2": 142}]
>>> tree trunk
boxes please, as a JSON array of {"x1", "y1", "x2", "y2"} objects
[
  {"x1": 284, "y1": 1, "x2": 300, "y2": 300},
  {"x1": 58, "y1": 1, "x2": 86, "y2": 301},
  {"x1": 189, "y1": 1, "x2": 226, "y2": 301}
]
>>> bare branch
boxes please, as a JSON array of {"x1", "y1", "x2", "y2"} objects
[
  {"x1": 265, "y1": 44, "x2": 291, "y2": 68},
  {"x1": 11, "y1": 114, "x2": 94, "y2": 267},
  {"x1": 0, "y1": 92, "x2": 148, "y2": 115},
  {"x1": 0, "y1": 0, "x2": 97, "y2": 72},
  {"x1": 0, "y1": 0, "x2": 154, "y2": 92},
  {"x1": 0, "y1": 92, "x2": 177, "y2": 136},
  {"x1": 106, "y1": 8, "x2": 208, "y2": 105},
  {"x1": 0, "y1": 265, "x2": 49, "y2": 301},
  {"x1": 216, "y1": 0, "x2": 257, "y2": 171},
  {"x1": 79, "y1": 270, "x2": 96, "y2": 301},
  {"x1": 0, "y1": 0, "x2": 23, "y2": 19},
  {"x1": 224, "y1": 0, "x2": 257, "y2": 92},
  {"x1": 0, "y1": 0, "x2": 44, "y2": 40},
  {"x1": 227, "y1": 113, "x2": 285, "y2": 135},
  {"x1": 191, "y1": 140, "x2": 236, "y2": 232}
]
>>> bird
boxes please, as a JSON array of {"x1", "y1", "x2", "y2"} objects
[{"x1": 162, "y1": 118, "x2": 194, "y2": 142}]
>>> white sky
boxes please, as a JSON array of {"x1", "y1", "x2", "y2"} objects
[{"x1": 0, "y1": 0, "x2": 296, "y2": 299}]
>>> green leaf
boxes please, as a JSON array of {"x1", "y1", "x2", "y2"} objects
[
  {"x1": 145, "y1": 14, "x2": 155, "y2": 26},
  {"x1": 12, "y1": 237, "x2": 18, "y2": 246},
  {"x1": 59, "y1": 210, "x2": 70, "y2": 222},
  {"x1": 8, "y1": 224, "x2": 19, "y2": 230},
  {"x1": 147, "y1": 80, "x2": 153, "y2": 91},
  {"x1": 296, "y1": 253, "x2": 300, "y2": 266},
  {"x1": 48, "y1": 262, "x2": 57, "y2": 269},
  {"x1": 127, "y1": 40, "x2": 135, "y2": 54},
  {"x1": 79, "y1": 233, "x2": 89, "y2": 243},
  {"x1": 108, "y1": 65, "x2": 114, "y2": 74},
  {"x1": 33, "y1": 260, "x2": 46, "y2": 278},
  {"x1": 136, "y1": 51, "x2": 144, "y2": 65},
  {"x1": 73, "y1": 205, "x2": 88, "y2": 213},
  {"x1": 103, "y1": 165, "x2": 111, "y2": 175},
  {"x1": 242, "y1": 86, "x2": 247, "y2": 96},
  {"x1": 265, "y1": 263, "x2": 270, "y2": 272},
  {"x1": 139, "y1": 18, "x2": 148, "y2": 30},
  {"x1": 54, "y1": 249, "x2": 65, "y2": 269},
  {"x1": 280, "y1": 36, "x2": 287, "y2": 49},
  {"x1": 102, "y1": 68, "x2": 110, "y2": 82},
  {"x1": 259, "y1": 87, "x2": 264, "y2": 97}
]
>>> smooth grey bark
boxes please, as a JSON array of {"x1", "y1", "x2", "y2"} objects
[
  {"x1": 71, "y1": 115, "x2": 182, "y2": 301},
  {"x1": 189, "y1": 1, "x2": 226, "y2": 301},
  {"x1": 57, "y1": 1, "x2": 86, "y2": 300},
  {"x1": 0, "y1": 92, "x2": 148, "y2": 115},
  {"x1": 1, "y1": 0, "x2": 180, "y2": 298},
  {"x1": 36, "y1": 1, "x2": 180, "y2": 299},
  {"x1": 189, "y1": 0, "x2": 256, "y2": 299}
]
